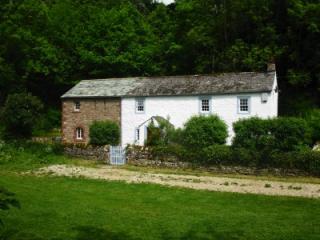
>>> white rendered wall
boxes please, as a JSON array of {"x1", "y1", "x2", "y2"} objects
[{"x1": 121, "y1": 76, "x2": 278, "y2": 147}]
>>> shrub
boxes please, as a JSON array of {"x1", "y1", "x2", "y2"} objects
[
  {"x1": 202, "y1": 144, "x2": 232, "y2": 165},
  {"x1": 181, "y1": 115, "x2": 228, "y2": 150},
  {"x1": 269, "y1": 149, "x2": 320, "y2": 176},
  {"x1": 149, "y1": 144, "x2": 188, "y2": 162},
  {"x1": 0, "y1": 92, "x2": 43, "y2": 139},
  {"x1": 89, "y1": 120, "x2": 120, "y2": 145},
  {"x1": 232, "y1": 117, "x2": 312, "y2": 152},
  {"x1": 273, "y1": 117, "x2": 312, "y2": 151},
  {"x1": 294, "y1": 150, "x2": 320, "y2": 176},
  {"x1": 232, "y1": 117, "x2": 274, "y2": 151},
  {"x1": 232, "y1": 147, "x2": 259, "y2": 167},
  {"x1": 146, "y1": 116, "x2": 176, "y2": 146},
  {"x1": 304, "y1": 109, "x2": 320, "y2": 144}
]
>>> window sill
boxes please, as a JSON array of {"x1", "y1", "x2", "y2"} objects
[{"x1": 75, "y1": 139, "x2": 85, "y2": 142}]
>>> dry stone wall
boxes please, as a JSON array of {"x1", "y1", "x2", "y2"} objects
[
  {"x1": 63, "y1": 144, "x2": 310, "y2": 177},
  {"x1": 64, "y1": 144, "x2": 110, "y2": 163}
]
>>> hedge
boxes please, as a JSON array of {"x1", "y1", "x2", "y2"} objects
[
  {"x1": 304, "y1": 109, "x2": 320, "y2": 144},
  {"x1": 232, "y1": 117, "x2": 312, "y2": 152},
  {"x1": 202, "y1": 144, "x2": 232, "y2": 165},
  {"x1": 89, "y1": 120, "x2": 120, "y2": 146}
]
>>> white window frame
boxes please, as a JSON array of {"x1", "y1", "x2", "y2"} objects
[
  {"x1": 199, "y1": 97, "x2": 211, "y2": 114},
  {"x1": 74, "y1": 101, "x2": 81, "y2": 111},
  {"x1": 76, "y1": 127, "x2": 84, "y2": 140},
  {"x1": 135, "y1": 98, "x2": 145, "y2": 113},
  {"x1": 237, "y1": 96, "x2": 250, "y2": 114}
]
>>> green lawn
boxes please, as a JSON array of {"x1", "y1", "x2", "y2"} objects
[
  {"x1": 0, "y1": 142, "x2": 320, "y2": 239},
  {"x1": 0, "y1": 173, "x2": 319, "y2": 240}
]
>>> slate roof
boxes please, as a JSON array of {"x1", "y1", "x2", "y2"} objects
[{"x1": 61, "y1": 71, "x2": 275, "y2": 99}]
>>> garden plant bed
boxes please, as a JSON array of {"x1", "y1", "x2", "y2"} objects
[{"x1": 33, "y1": 164, "x2": 320, "y2": 198}]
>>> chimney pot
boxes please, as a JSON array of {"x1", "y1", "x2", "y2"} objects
[{"x1": 267, "y1": 63, "x2": 276, "y2": 72}]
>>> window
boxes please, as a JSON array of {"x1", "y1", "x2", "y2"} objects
[
  {"x1": 74, "y1": 101, "x2": 81, "y2": 111},
  {"x1": 135, "y1": 98, "x2": 145, "y2": 113},
  {"x1": 238, "y1": 97, "x2": 250, "y2": 113},
  {"x1": 135, "y1": 128, "x2": 140, "y2": 141},
  {"x1": 76, "y1": 127, "x2": 84, "y2": 140},
  {"x1": 200, "y1": 98, "x2": 210, "y2": 113}
]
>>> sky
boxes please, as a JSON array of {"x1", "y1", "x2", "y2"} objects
[{"x1": 157, "y1": 0, "x2": 175, "y2": 5}]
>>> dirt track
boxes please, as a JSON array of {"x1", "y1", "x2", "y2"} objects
[{"x1": 35, "y1": 164, "x2": 320, "y2": 198}]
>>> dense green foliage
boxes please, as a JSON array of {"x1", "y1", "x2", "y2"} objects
[
  {"x1": 304, "y1": 109, "x2": 320, "y2": 143},
  {"x1": 181, "y1": 115, "x2": 228, "y2": 149},
  {"x1": 89, "y1": 121, "x2": 120, "y2": 145},
  {"x1": 144, "y1": 115, "x2": 320, "y2": 175},
  {"x1": 0, "y1": 187, "x2": 20, "y2": 227},
  {"x1": 232, "y1": 117, "x2": 312, "y2": 152},
  {"x1": 33, "y1": 108, "x2": 61, "y2": 136},
  {"x1": 0, "y1": 0, "x2": 319, "y2": 113},
  {"x1": 0, "y1": 93, "x2": 43, "y2": 139},
  {"x1": 202, "y1": 144, "x2": 233, "y2": 165},
  {"x1": 146, "y1": 117, "x2": 176, "y2": 146},
  {"x1": 1, "y1": 172, "x2": 320, "y2": 239}
]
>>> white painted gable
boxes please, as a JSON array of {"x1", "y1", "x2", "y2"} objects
[{"x1": 121, "y1": 74, "x2": 278, "y2": 146}]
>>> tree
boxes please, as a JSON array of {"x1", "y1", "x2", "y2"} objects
[{"x1": 1, "y1": 93, "x2": 43, "y2": 139}]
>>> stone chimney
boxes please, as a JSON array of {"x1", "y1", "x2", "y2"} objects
[{"x1": 267, "y1": 63, "x2": 276, "y2": 72}]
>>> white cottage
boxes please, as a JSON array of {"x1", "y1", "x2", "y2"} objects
[{"x1": 61, "y1": 64, "x2": 278, "y2": 146}]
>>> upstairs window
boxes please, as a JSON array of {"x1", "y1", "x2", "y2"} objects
[
  {"x1": 200, "y1": 97, "x2": 211, "y2": 113},
  {"x1": 238, "y1": 97, "x2": 250, "y2": 114},
  {"x1": 76, "y1": 127, "x2": 84, "y2": 140},
  {"x1": 135, "y1": 98, "x2": 145, "y2": 113},
  {"x1": 74, "y1": 101, "x2": 81, "y2": 111}
]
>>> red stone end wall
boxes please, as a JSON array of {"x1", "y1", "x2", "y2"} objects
[{"x1": 61, "y1": 98, "x2": 121, "y2": 144}]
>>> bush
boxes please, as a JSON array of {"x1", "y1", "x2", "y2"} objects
[
  {"x1": 232, "y1": 117, "x2": 274, "y2": 151},
  {"x1": 181, "y1": 115, "x2": 228, "y2": 150},
  {"x1": 149, "y1": 144, "x2": 188, "y2": 162},
  {"x1": 273, "y1": 117, "x2": 312, "y2": 151},
  {"x1": 232, "y1": 148, "x2": 259, "y2": 167},
  {"x1": 89, "y1": 120, "x2": 120, "y2": 145},
  {"x1": 269, "y1": 149, "x2": 320, "y2": 176},
  {"x1": 233, "y1": 117, "x2": 312, "y2": 152},
  {"x1": 202, "y1": 144, "x2": 232, "y2": 165},
  {"x1": 0, "y1": 92, "x2": 43, "y2": 139},
  {"x1": 304, "y1": 109, "x2": 320, "y2": 144},
  {"x1": 146, "y1": 116, "x2": 176, "y2": 146}
]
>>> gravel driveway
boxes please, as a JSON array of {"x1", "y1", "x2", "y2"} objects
[{"x1": 35, "y1": 164, "x2": 320, "y2": 198}]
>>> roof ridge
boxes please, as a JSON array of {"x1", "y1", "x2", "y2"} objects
[{"x1": 78, "y1": 71, "x2": 273, "y2": 82}]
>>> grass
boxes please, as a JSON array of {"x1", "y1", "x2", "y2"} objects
[
  {"x1": 0, "y1": 141, "x2": 97, "y2": 172},
  {"x1": 1, "y1": 173, "x2": 320, "y2": 240},
  {"x1": 0, "y1": 142, "x2": 320, "y2": 239}
]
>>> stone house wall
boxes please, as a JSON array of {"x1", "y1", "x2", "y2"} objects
[{"x1": 62, "y1": 98, "x2": 121, "y2": 144}]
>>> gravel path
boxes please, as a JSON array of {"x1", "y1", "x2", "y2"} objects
[{"x1": 35, "y1": 164, "x2": 320, "y2": 198}]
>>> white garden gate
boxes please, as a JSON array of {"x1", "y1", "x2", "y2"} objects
[{"x1": 109, "y1": 146, "x2": 126, "y2": 165}]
